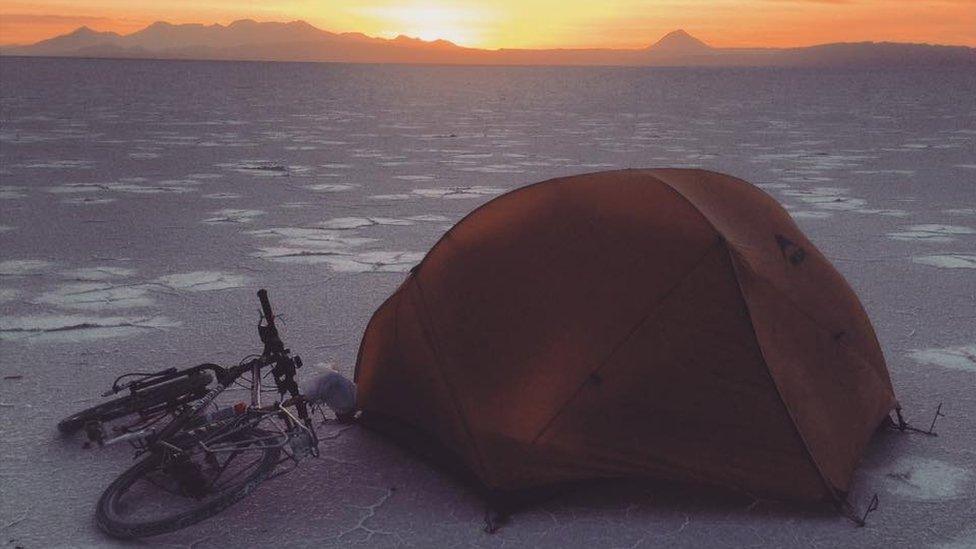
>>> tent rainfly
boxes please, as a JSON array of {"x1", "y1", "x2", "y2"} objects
[{"x1": 354, "y1": 168, "x2": 897, "y2": 504}]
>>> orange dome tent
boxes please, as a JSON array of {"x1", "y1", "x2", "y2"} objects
[{"x1": 354, "y1": 168, "x2": 897, "y2": 503}]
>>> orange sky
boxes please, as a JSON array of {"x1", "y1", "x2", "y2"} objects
[{"x1": 1, "y1": 0, "x2": 974, "y2": 48}]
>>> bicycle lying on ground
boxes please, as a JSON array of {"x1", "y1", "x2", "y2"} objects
[{"x1": 58, "y1": 289, "x2": 328, "y2": 538}]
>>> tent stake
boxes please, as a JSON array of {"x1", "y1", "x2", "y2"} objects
[{"x1": 894, "y1": 402, "x2": 943, "y2": 436}]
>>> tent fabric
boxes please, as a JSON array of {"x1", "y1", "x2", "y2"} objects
[{"x1": 354, "y1": 168, "x2": 897, "y2": 502}]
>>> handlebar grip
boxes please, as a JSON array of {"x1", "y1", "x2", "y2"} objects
[{"x1": 257, "y1": 289, "x2": 274, "y2": 322}]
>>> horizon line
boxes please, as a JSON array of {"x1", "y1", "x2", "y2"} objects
[{"x1": 3, "y1": 17, "x2": 975, "y2": 51}]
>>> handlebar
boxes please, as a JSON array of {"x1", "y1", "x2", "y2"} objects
[
  {"x1": 257, "y1": 289, "x2": 275, "y2": 325},
  {"x1": 257, "y1": 289, "x2": 285, "y2": 355}
]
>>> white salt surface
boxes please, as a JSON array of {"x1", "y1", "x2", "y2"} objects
[{"x1": 1, "y1": 59, "x2": 974, "y2": 549}]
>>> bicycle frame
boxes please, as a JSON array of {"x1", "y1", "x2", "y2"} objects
[{"x1": 103, "y1": 290, "x2": 319, "y2": 462}]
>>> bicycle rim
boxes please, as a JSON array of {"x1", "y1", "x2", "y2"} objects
[{"x1": 95, "y1": 427, "x2": 282, "y2": 538}]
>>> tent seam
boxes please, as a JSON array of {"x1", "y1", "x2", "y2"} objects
[
  {"x1": 732, "y1": 265, "x2": 890, "y2": 379},
  {"x1": 724, "y1": 247, "x2": 845, "y2": 502},
  {"x1": 649, "y1": 168, "x2": 840, "y2": 502},
  {"x1": 410, "y1": 267, "x2": 495, "y2": 485},
  {"x1": 529, "y1": 239, "x2": 725, "y2": 445},
  {"x1": 529, "y1": 170, "x2": 726, "y2": 446}
]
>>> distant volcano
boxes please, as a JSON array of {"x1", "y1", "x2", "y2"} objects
[{"x1": 648, "y1": 29, "x2": 712, "y2": 53}]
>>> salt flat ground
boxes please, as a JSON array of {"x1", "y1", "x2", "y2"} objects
[{"x1": 0, "y1": 58, "x2": 974, "y2": 548}]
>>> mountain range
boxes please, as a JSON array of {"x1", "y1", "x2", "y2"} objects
[{"x1": 2, "y1": 20, "x2": 974, "y2": 67}]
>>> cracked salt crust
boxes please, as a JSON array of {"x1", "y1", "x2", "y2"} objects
[
  {"x1": 411, "y1": 186, "x2": 506, "y2": 199},
  {"x1": 17, "y1": 159, "x2": 95, "y2": 169},
  {"x1": 0, "y1": 288, "x2": 21, "y2": 302},
  {"x1": 59, "y1": 267, "x2": 136, "y2": 280},
  {"x1": 912, "y1": 254, "x2": 976, "y2": 269},
  {"x1": 888, "y1": 224, "x2": 975, "y2": 243},
  {"x1": 48, "y1": 180, "x2": 197, "y2": 195},
  {"x1": 0, "y1": 186, "x2": 28, "y2": 199},
  {"x1": 0, "y1": 314, "x2": 180, "y2": 342},
  {"x1": 202, "y1": 209, "x2": 265, "y2": 224},
  {"x1": 61, "y1": 196, "x2": 117, "y2": 205},
  {"x1": 249, "y1": 227, "x2": 376, "y2": 250},
  {"x1": 316, "y1": 217, "x2": 413, "y2": 230},
  {"x1": 393, "y1": 175, "x2": 435, "y2": 181},
  {"x1": 34, "y1": 283, "x2": 153, "y2": 310},
  {"x1": 153, "y1": 271, "x2": 250, "y2": 292},
  {"x1": 789, "y1": 211, "x2": 833, "y2": 220},
  {"x1": 325, "y1": 251, "x2": 425, "y2": 273},
  {"x1": 909, "y1": 345, "x2": 976, "y2": 373},
  {"x1": 881, "y1": 456, "x2": 973, "y2": 501},
  {"x1": 0, "y1": 259, "x2": 54, "y2": 276},
  {"x1": 217, "y1": 160, "x2": 311, "y2": 177},
  {"x1": 305, "y1": 183, "x2": 357, "y2": 192}
]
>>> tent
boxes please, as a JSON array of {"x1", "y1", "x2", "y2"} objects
[{"x1": 354, "y1": 168, "x2": 897, "y2": 503}]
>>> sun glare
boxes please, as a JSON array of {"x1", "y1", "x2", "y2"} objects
[{"x1": 358, "y1": 3, "x2": 490, "y2": 46}]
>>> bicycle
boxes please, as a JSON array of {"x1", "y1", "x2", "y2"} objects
[{"x1": 59, "y1": 289, "x2": 326, "y2": 538}]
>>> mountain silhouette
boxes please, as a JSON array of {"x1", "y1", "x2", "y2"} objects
[
  {"x1": 649, "y1": 29, "x2": 712, "y2": 53},
  {"x1": 3, "y1": 20, "x2": 973, "y2": 67}
]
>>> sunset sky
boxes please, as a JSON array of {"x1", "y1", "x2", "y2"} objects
[{"x1": 1, "y1": 0, "x2": 974, "y2": 48}]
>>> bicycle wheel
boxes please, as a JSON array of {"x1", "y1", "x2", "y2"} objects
[
  {"x1": 96, "y1": 426, "x2": 282, "y2": 538},
  {"x1": 58, "y1": 372, "x2": 212, "y2": 434}
]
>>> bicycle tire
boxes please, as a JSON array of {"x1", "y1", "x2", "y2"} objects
[
  {"x1": 95, "y1": 427, "x2": 281, "y2": 538},
  {"x1": 58, "y1": 372, "x2": 213, "y2": 434}
]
